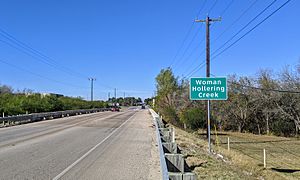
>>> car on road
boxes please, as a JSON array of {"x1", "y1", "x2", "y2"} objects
[{"x1": 111, "y1": 106, "x2": 120, "y2": 112}]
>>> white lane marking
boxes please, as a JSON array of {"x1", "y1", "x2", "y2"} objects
[{"x1": 52, "y1": 112, "x2": 136, "y2": 180}]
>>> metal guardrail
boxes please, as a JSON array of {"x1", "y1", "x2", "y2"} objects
[
  {"x1": 149, "y1": 109, "x2": 196, "y2": 180},
  {"x1": 149, "y1": 109, "x2": 169, "y2": 180},
  {"x1": 0, "y1": 108, "x2": 110, "y2": 127}
]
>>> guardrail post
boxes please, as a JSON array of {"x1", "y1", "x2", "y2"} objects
[
  {"x1": 165, "y1": 153, "x2": 184, "y2": 173},
  {"x1": 172, "y1": 127, "x2": 175, "y2": 143},
  {"x1": 227, "y1": 137, "x2": 230, "y2": 151},
  {"x1": 263, "y1": 148, "x2": 266, "y2": 168}
]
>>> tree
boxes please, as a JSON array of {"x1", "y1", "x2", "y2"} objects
[
  {"x1": 155, "y1": 68, "x2": 180, "y2": 124},
  {"x1": 255, "y1": 69, "x2": 279, "y2": 134},
  {"x1": 221, "y1": 75, "x2": 258, "y2": 132},
  {"x1": 275, "y1": 66, "x2": 300, "y2": 136},
  {"x1": 0, "y1": 85, "x2": 13, "y2": 94}
]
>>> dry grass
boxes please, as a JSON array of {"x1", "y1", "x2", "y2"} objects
[{"x1": 172, "y1": 126, "x2": 300, "y2": 180}]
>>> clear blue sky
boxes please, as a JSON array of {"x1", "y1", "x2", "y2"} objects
[{"x1": 0, "y1": 0, "x2": 299, "y2": 100}]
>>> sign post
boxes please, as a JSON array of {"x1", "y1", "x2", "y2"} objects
[{"x1": 190, "y1": 77, "x2": 227, "y2": 152}]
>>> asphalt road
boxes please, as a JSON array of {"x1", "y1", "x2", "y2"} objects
[{"x1": 0, "y1": 108, "x2": 161, "y2": 180}]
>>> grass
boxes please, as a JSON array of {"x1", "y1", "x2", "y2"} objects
[{"x1": 172, "y1": 126, "x2": 300, "y2": 180}]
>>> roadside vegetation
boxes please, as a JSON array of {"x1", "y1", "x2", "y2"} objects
[
  {"x1": 0, "y1": 85, "x2": 107, "y2": 116},
  {"x1": 108, "y1": 97, "x2": 142, "y2": 106},
  {"x1": 152, "y1": 63, "x2": 300, "y2": 179},
  {"x1": 153, "y1": 63, "x2": 300, "y2": 137}
]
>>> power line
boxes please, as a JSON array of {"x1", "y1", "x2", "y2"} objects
[
  {"x1": 168, "y1": 23, "x2": 195, "y2": 68},
  {"x1": 196, "y1": 0, "x2": 208, "y2": 18},
  {"x1": 232, "y1": 81, "x2": 300, "y2": 94},
  {"x1": 183, "y1": 0, "x2": 291, "y2": 78},
  {"x1": 0, "y1": 28, "x2": 114, "y2": 89},
  {"x1": 219, "y1": 0, "x2": 234, "y2": 16},
  {"x1": 0, "y1": 29, "x2": 88, "y2": 79},
  {"x1": 184, "y1": 59, "x2": 206, "y2": 79},
  {"x1": 180, "y1": 1, "x2": 233, "y2": 77},
  {"x1": 180, "y1": 0, "x2": 235, "y2": 76},
  {"x1": 174, "y1": 0, "x2": 225, "y2": 75},
  {"x1": 210, "y1": 73, "x2": 300, "y2": 94},
  {"x1": 0, "y1": 58, "x2": 88, "y2": 89},
  {"x1": 168, "y1": 0, "x2": 208, "y2": 68},
  {"x1": 181, "y1": 45, "x2": 205, "y2": 75},
  {"x1": 212, "y1": 0, "x2": 259, "y2": 43},
  {"x1": 172, "y1": 25, "x2": 202, "y2": 71},
  {"x1": 211, "y1": 0, "x2": 292, "y2": 60},
  {"x1": 211, "y1": 0, "x2": 278, "y2": 57},
  {"x1": 208, "y1": 0, "x2": 219, "y2": 14}
]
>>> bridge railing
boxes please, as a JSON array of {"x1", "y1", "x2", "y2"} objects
[{"x1": 0, "y1": 108, "x2": 110, "y2": 127}]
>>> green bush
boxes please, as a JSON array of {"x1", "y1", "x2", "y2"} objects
[
  {"x1": 179, "y1": 108, "x2": 206, "y2": 130},
  {"x1": 0, "y1": 92, "x2": 107, "y2": 116},
  {"x1": 162, "y1": 106, "x2": 178, "y2": 125}
]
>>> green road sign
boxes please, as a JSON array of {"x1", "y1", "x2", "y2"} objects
[{"x1": 190, "y1": 77, "x2": 227, "y2": 100}]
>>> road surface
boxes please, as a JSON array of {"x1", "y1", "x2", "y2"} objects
[{"x1": 0, "y1": 108, "x2": 161, "y2": 180}]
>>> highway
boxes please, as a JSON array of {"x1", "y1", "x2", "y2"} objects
[{"x1": 0, "y1": 108, "x2": 161, "y2": 180}]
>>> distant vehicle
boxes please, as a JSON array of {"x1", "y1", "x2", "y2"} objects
[
  {"x1": 141, "y1": 105, "x2": 145, "y2": 109},
  {"x1": 110, "y1": 106, "x2": 120, "y2": 112}
]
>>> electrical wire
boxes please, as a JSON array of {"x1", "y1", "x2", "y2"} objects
[
  {"x1": 208, "y1": 0, "x2": 219, "y2": 14},
  {"x1": 211, "y1": 0, "x2": 278, "y2": 57},
  {"x1": 210, "y1": 73, "x2": 300, "y2": 94},
  {"x1": 0, "y1": 28, "x2": 114, "y2": 89},
  {"x1": 181, "y1": 48, "x2": 205, "y2": 77},
  {"x1": 168, "y1": 0, "x2": 208, "y2": 68},
  {"x1": 183, "y1": 0, "x2": 291, "y2": 78},
  {"x1": 219, "y1": 0, "x2": 234, "y2": 17},
  {"x1": 211, "y1": 0, "x2": 292, "y2": 60},
  {"x1": 0, "y1": 58, "x2": 88, "y2": 89},
  {"x1": 173, "y1": 0, "x2": 222, "y2": 74},
  {"x1": 212, "y1": 0, "x2": 259, "y2": 43},
  {"x1": 172, "y1": 25, "x2": 202, "y2": 70},
  {"x1": 0, "y1": 29, "x2": 88, "y2": 79}
]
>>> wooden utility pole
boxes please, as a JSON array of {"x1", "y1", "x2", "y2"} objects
[{"x1": 195, "y1": 16, "x2": 221, "y2": 153}]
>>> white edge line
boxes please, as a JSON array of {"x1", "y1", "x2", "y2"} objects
[{"x1": 52, "y1": 112, "x2": 136, "y2": 180}]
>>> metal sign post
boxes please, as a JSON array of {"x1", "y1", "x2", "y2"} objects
[{"x1": 190, "y1": 77, "x2": 227, "y2": 153}]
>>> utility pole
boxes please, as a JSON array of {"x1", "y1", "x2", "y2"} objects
[
  {"x1": 195, "y1": 16, "x2": 221, "y2": 153},
  {"x1": 108, "y1": 92, "x2": 110, "y2": 101},
  {"x1": 123, "y1": 92, "x2": 125, "y2": 106},
  {"x1": 114, "y1": 88, "x2": 117, "y2": 106},
  {"x1": 88, "y1": 78, "x2": 96, "y2": 101}
]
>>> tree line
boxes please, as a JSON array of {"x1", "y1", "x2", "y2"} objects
[
  {"x1": 0, "y1": 86, "x2": 107, "y2": 116},
  {"x1": 154, "y1": 64, "x2": 300, "y2": 137},
  {"x1": 108, "y1": 97, "x2": 142, "y2": 106}
]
